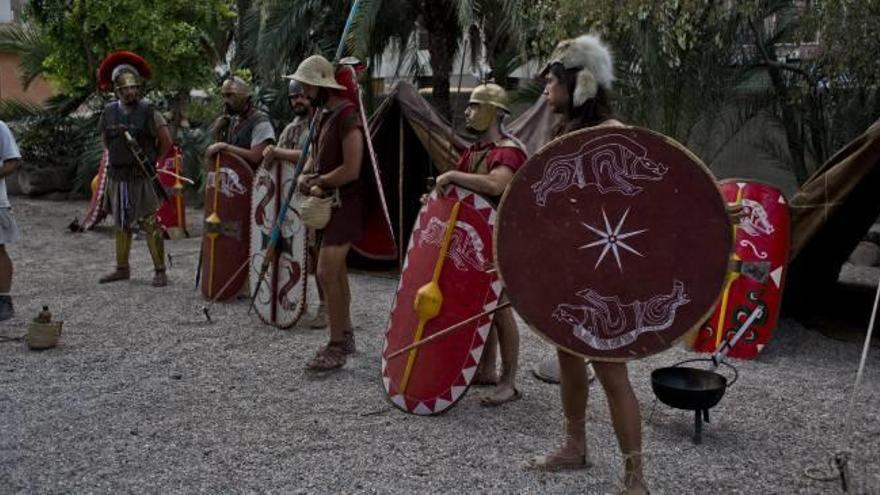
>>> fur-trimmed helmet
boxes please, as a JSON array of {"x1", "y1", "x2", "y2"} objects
[
  {"x1": 540, "y1": 34, "x2": 614, "y2": 107},
  {"x1": 97, "y1": 51, "x2": 152, "y2": 92}
]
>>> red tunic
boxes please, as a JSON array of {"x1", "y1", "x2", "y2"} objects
[
  {"x1": 455, "y1": 139, "x2": 528, "y2": 199},
  {"x1": 312, "y1": 101, "x2": 364, "y2": 246}
]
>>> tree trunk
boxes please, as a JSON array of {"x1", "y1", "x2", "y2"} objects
[
  {"x1": 169, "y1": 89, "x2": 191, "y2": 141},
  {"x1": 749, "y1": 18, "x2": 810, "y2": 185},
  {"x1": 422, "y1": 0, "x2": 460, "y2": 120}
]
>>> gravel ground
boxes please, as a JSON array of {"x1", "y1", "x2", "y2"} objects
[{"x1": 2, "y1": 198, "x2": 879, "y2": 494}]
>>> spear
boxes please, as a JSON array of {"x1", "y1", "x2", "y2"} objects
[{"x1": 248, "y1": 0, "x2": 362, "y2": 313}]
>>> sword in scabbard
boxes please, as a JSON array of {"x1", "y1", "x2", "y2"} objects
[
  {"x1": 248, "y1": 0, "x2": 362, "y2": 314},
  {"x1": 123, "y1": 130, "x2": 171, "y2": 203}
]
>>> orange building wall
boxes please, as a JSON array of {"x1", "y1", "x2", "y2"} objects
[{"x1": 0, "y1": 51, "x2": 54, "y2": 104}]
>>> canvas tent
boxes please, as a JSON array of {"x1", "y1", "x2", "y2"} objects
[
  {"x1": 784, "y1": 119, "x2": 880, "y2": 310},
  {"x1": 367, "y1": 81, "x2": 558, "y2": 259}
]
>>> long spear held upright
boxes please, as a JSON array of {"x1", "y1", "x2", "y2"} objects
[{"x1": 249, "y1": 0, "x2": 362, "y2": 313}]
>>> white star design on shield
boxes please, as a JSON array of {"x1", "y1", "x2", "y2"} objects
[{"x1": 579, "y1": 208, "x2": 648, "y2": 272}]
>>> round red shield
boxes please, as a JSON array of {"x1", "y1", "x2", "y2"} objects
[{"x1": 496, "y1": 126, "x2": 732, "y2": 360}]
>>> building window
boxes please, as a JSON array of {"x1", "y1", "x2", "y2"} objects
[{"x1": 0, "y1": 0, "x2": 12, "y2": 23}]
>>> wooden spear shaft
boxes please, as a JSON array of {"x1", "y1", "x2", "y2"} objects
[{"x1": 385, "y1": 301, "x2": 511, "y2": 361}]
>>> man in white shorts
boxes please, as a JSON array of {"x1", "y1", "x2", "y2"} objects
[{"x1": 0, "y1": 120, "x2": 22, "y2": 320}]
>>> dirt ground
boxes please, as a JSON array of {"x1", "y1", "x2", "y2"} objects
[{"x1": 1, "y1": 198, "x2": 879, "y2": 494}]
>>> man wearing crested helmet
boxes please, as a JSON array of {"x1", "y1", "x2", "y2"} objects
[
  {"x1": 433, "y1": 82, "x2": 528, "y2": 407},
  {"x1": 96, "y1": 51, "x2": 173, "y2": 287}
]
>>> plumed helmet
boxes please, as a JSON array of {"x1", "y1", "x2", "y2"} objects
[
  {"x1": 469, "y1": 83, "x2": 510, "y2": 113},
  {"x1": 97, "y1": 51, "x2": 152, "y2": 92},
  {"x1": 541, "y1": 34, "x2": 615, "y2": 107},
  {"x1": 285, "y1": 55, "x2": 344, "y2": 90}
]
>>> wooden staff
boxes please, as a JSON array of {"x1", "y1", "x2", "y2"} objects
[{"x1": 387, "y1": 302, "x2": 511, "y2": 361}]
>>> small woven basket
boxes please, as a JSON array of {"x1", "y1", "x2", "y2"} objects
[
  {"x1": 27, "y1": 321, "x2": 63, "y2": 350},
  {"x1": 299, "y1": 190, "x2": 340, "y2": 230}
]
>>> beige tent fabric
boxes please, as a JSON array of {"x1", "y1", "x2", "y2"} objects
[
  {"x1": 507, "y1": 97, "x2": 561, "y2": 156},
  {"x1": 370, "y1": 82, "x2": 468, "y2": 173},
  {"x1": 789, "y1": 120, "x2": 880, "y2": 259}
]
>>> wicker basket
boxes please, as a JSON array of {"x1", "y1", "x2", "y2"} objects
[{"x1": 27, "y1": 321, "x2": 63, "y2": 350}]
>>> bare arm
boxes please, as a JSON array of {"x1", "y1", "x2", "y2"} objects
[
  {"x1": 315, "y1": 127, "x2": 363, "y2": 188},
  {"x1": 0, "y1": 159, "x2": 20, "y2": 179},
  {"x1": 435, "y1": 166, "x2": 515, "y2": 197},
  {"x1": 263, "y1": 144, "x2": 302, "y2": 164}
]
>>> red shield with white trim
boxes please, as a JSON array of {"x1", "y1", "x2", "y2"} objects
[
  {"x1": 382, "y1": 186, "x2": 501, "y2": 415},
  {"x1": 691, "y1": 180, "x2": 790, "y2": 359}
]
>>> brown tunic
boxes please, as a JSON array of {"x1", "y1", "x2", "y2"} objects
[{"x1": 311, "y1": 100, "x2": 364, "y2": 246}]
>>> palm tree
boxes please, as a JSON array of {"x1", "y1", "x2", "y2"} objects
[{"x1": 239, "y1": 0, "x2": 529, "y2": 119}]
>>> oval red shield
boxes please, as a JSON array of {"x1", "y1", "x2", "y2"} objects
[
  {"x1": 382, "y1": 186, "x2": 502, "y2": 414},
  {"x1": 497, "y1": 127, "x2": 732, "y2": 360},
  {"x1": 691, "y1": 180, "x2": 790, "y2": 359},
  {"x1": 201, "y1": 152, "x2": 254, "y2": 301}
]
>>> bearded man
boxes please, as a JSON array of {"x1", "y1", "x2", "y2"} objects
[
  {"x1": 206, "y1": 76, "x2": 275, "y2": 168},
  {"x1": 96, "y1": 51, "x2": 173, "y2": 287}
]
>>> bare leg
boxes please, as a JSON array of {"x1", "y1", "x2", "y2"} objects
[
  {"x1": 527, "y1": 348, "x2": 589, "y2": 470},
  {"x1": 316, "y1": 242, "x2": 351, "y2": 344},
  {"x1": 474, "y1": 325, "x2": 499, "y2": 385},
  {"x1": 480, "y1": 307, "x2": 520, "y2": 405},
  {"x1": 592, "y1": 361, "x2": 648, "y2": 494},
  {"x1": 305, "y1": 243, "x2": 328, "y2": 328}
]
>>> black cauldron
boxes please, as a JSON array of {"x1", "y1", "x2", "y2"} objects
[{"x1": 651, "y1": 358, "x2": 738, "y2": 444}]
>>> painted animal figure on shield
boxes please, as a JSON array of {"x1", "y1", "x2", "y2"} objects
[
  {"x1": 554, "y1": 280, "x2": 690, "y2": 351},
  {"x1": 531, "y1": 133, "x2": 669, "y2": 206}
]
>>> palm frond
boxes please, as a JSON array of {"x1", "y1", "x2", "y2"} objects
[
  {"x1": 0, "y1": 24, "x2": 52, "y2": 88},
  {"x1": 0, "y1": 98, "x2": 47, "y2": 121}
]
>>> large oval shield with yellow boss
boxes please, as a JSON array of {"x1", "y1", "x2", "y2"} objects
[
  {"x1": 200, "y1": 152, "x2": 254, "y2": 301},
  {"x1": 382, "y1": 186, "x2": 502, "y2": 415}
]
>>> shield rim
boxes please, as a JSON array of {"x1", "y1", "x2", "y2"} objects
[
  {"x1": 381, "y1": 185, "x2": 501, "y2": 415},
  {"x1": 249, "y1": 162, "x2": 309, "y2": 329},
  {"x1": 494, "y1": 125, "x2": 733, "y2": 362}
]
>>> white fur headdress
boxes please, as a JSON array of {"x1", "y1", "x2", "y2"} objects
[{"x1": 542, "y1": 34, "x2": 615, "y2": 107}]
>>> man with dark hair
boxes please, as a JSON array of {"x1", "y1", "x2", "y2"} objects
[
  {"x1": 262, "y1": 79, "x2": 327, "y2": 328},
  {"x1": 288, "y1": 54, "x2": 364, "y2": 370},
  {"x1": 96, "y1": 51, "x2": 173, "y2": 287},
  {"x1": 206, "y1": 76, "x2": 275, "y2": 168},
  {"x1": 434, "y1": 82, "x2": 527, "y2": 406},
  {"x1": 0, "y1": 120, "x2": 22, "y2": 320},
  {"x1": 524, "y1": 34, "x2": 649, "y2": 495}
]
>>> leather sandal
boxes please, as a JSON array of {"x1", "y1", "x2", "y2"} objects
[
  {"x1": 341, "y1": 329, "x2": 356, "y2": 355},
  {"x1": 525, "y1": 450, "x2": 591, "y2": 472},
  {"x1": 151, "y1": 270, "x2": 168, "y2": 287},
  {"x1": 99, "y1": 267, "x2": 130, "y2": 284},
  {"x1": 306, "y1": 342, "x2": 347, "y2": 371}
]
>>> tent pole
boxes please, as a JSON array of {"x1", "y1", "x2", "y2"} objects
[{"x1": 398, "y1": 111, "x2": 405, "y2": 270}]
